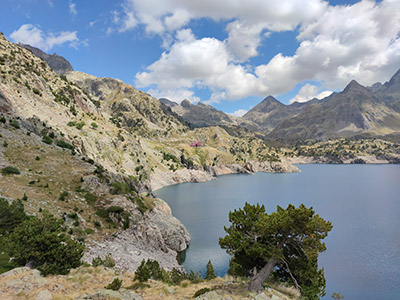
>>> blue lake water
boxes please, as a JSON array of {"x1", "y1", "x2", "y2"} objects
[{"x1": 156, "y1": 164, "x2": 400, "y2": 300}]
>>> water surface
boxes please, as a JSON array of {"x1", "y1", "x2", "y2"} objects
[{"x1": 156, "y1": 164, "x2": 400, "y2": 300}]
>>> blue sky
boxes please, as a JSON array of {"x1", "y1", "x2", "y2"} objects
[{"x1": 1, "y1": 0, "x2": 399, "y2": 116}]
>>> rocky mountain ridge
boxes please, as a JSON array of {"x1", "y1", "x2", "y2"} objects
[{"x1": 19, "y1": 43, "x2": 73, "y2": 75}]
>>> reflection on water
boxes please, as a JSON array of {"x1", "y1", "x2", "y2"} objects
[{"x1": 156, "y1": 165, "x2": 400, "y2": 300}]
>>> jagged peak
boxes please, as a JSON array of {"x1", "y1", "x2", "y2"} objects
[{"x1": 343, "y1": 80, "x2": 368, "y2": 93}]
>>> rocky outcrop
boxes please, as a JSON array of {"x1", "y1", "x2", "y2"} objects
[
  {"x1": 82, "y1": 198, "x2": 190, "y2": 272},
  {"x1": 150, "y1": 161, "x2": 300, "y2": 191}
]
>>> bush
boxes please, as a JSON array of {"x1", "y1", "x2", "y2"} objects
[
  {"x1": 170, "y1": 267, "x2": 187, "y2": 285},
  {"x1": 84, "y1": 193, "x2": 97, "y2": 204},
  {"x1": 1, "y1": 166, "x2": 20, "y2": 175},
  {"x1": 194, "y1": 288, "x2": 211, "y2": 298},
  {"x1": 42, "y1": 135, "x2": 53, "y2": 145},
  {"x1": 111, "y1": 181, "x2": 131, "y2": 195},
  {"x1": 0, "y1": 198, "x2": 27, "y2": 234},
  {"x1": 92, "y1": 254, "x2": 115, "y2": 268},
  {"x1": 92, "y1": 256, "x2": 103, "y2": 267},
  {"x1": 91, "y1": 122, "x2": 98, "y2": 129},
  {"x1": 105, "y1": 277, "x2": 122, "y2": 291},
  {"x1": 9, "y1": 119, "x2": 20, "y2": 129},
  {"x1": 59, "y1": 191, "x2": 68, "y2": 201},
  {"x1": 135, "y1": 259, "x2": 151, "y2": 282},
  {"x1": 56, "y1": 140, "x2": 74, "y2": 150},
  {"x1": 5, "y1": 212, "x2": 84, "y2": 275}
]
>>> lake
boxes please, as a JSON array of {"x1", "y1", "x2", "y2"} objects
[{"x1": 156, "y1": 164, "x2": 400, "y2": 300}]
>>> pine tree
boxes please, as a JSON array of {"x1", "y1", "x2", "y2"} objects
[
  {"x1": 219, "y1": 202, "x2": 332, "y2": 298},
  {"x1": 205, "y1": 260, "x2": 216, "y2": 280}
]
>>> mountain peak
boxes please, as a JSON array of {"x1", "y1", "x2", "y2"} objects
[
  {"x1": 250, "y1": 95, "x2": 283, "y2": 113},
  {"x1": 343, "y1": 80, "x2": 368, "y2": 93}
]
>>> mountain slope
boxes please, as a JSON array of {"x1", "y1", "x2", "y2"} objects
[
  {"x1": 160, "y1": 98, "x2": 260, "y2": 132},
  {"x1": 268, "y1": 79, "x2": 400, "y2": 141},
  {"x1": 243, "y1": 96, "x2": 309, "y2": 133}
]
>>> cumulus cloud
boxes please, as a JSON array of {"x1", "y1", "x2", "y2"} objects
[
  {"x1": 288, "y1": 84, "x2": 332, "y2": 104},
  {"x1": 230, "y1": 109, "x2": 248, "y2": 117},
  {"x1": 69, "y1": 1, "x2": 77, "y2": 16},
  {"x1": 10, "y1": 24, "x2": 79, "y2": 52},
  {"x1": 134, "y1": 0, "x2": 400, "y2": 103}
]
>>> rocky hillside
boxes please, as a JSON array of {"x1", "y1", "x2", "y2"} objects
[
  {"x1": 268, "y1": 77, "x2": 400, "y2": 141},
  {"x1": 160, "y1": 98, "x2": 260, "y2": 132},
  {"x1": 18, "y1": 43, "x2": 73, "y2": 75}
]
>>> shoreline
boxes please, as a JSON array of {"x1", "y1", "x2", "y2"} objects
[{"x1": 149, "y1": 155, "x2": 400, "y2": 191}]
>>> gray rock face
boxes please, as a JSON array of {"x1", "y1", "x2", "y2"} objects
[
  {"x1": 18, "y1": 43, "x2": 73, "y2": 75},
  {"x1": 83, "y1": 199, "x2": 190, "y2": 272}
]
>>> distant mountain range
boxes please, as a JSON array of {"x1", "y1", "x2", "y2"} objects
[{"x1": 162, "y1": 69, "x2": 400, "y2": 142}]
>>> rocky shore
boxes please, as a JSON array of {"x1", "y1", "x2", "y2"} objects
[{"x1": 149, "y1": 161, "x2": 300, "y2": 191}]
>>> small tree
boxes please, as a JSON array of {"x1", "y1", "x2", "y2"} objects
[
  {"x1": 6, "y1": 212, "x2": 84, "y2": 275},
  {"x1": 105, "y1": 277, "x2": 122, "y2": 291},
  {"x1": 135, "y1": 259, "x2": 151, "y2": 282},
  {"x1": 219, "y1": 203, "x2": 332, "y2": 298},
  {"x1": 205, "y1": 260, "x2": 216, "y2": 280}
]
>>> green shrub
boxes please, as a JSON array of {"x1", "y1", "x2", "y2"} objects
[
  {"x1": 9, "y1": 119, "x2": 20, "y2": 129},
  {"x1": 135, "y1": 259, "x2": 151, "y2": 282},
  {"x1": 0, "y1": 198, "x2": 27, "y2": 234},
  {"x1": 22, "y1": 193, "x2": 28, "y2": 201},
  {"x1": 1, "y1": 166, "x2": 20, "y2": 175},
  {"x1": 170, "y1": 267, "x2": 187, "y2": 285},
  {"x1": 194, "y1": 288, "x2": 211, "y2": 298},
  {"x1": 67, "y1": 121, "x2": 76, "y2": 127},
  {"x1": 56, "y1": 140, "x2": 74, "y2": 150},
  {"x1": 92, "y1": 256, "x2": 103, "y2": 267},
  {"x1": 105, "y1": 278, "x2": 122, "y2": 291},
  {"x1": 32, "y1": 88, "x2": 42, "y2": 96},
  {"x1": 76, "y1": 121, "x2": 85, "y2": 130},
  {"x1": 135, "y1": 197, "x2": 148, "y2": 214},
  {"x1": 91, "y1": 122, "x2": 98, "y2": 129},
  {"x1": 0, "y1": 116, "x2": 6, "y2": 123},
  {"x1": 5, "y1": 212, "x2": 84, "y2": 275},
  {"x1": 111, "y1": 181, "x2": 131, "y2": 195},
  {"x1": 84, "y1": 193, "x2": 97, "y2": 204},
  {"x1": 59, "y1": 191, "x2": 68, "y2": 201},
  {"x1": 42, "y1": 135, "x2": 53, "y2": 144}
]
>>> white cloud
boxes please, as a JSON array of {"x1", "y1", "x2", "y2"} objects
[
  {"x1": 134, "y1": 0, "x2": 400, "y2": 103},
  {"x1": 289, "y1": 84, "x2": 332, "y2": 104},
  {"x1": 69, "y1": 1, "x2": 77, "y2": 16},
  {"x1": 10, "y1": 24, "x2": 79, "y2": 52},
  {"x1": 230, "y1": 109, "x2": 248, "y2": 117},
  {"x1": 147, "y1": 88, "x2": 200, "y2": 104}
]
